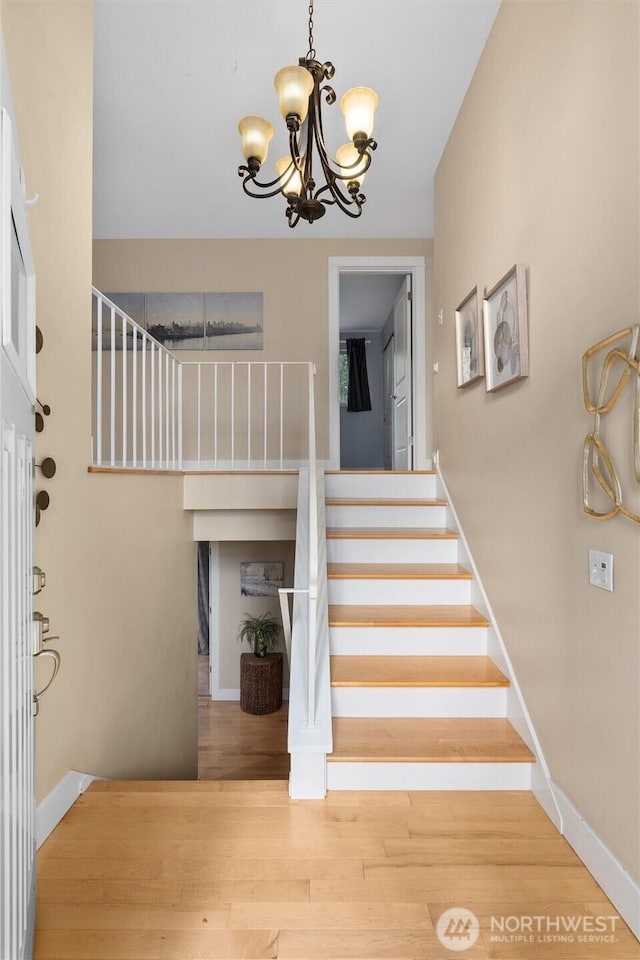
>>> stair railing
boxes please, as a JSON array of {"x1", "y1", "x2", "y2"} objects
[
  {"x1": 92, "y1": 287, "x2": 315, "y2": 470},
  {"x1": 279, "y1": 364, "x2": 332, "y2": 799}
]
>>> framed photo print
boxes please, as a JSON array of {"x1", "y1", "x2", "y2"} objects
[
  {"x1": 455, "y1": 285, "x2": 484, "y2": 387},
  {"x1": 483, "y1": 264, "x2": 528, "y2": 392}
]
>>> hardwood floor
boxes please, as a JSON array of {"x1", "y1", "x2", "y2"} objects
[
  {"x1": 35, "y1": 782, "x2": 640, "y2": 959},
  {"x1": 198, "y1": 697, "x2": 289, "y2": 780}
]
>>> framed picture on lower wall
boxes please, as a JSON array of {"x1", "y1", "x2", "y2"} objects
[
  {"x1": 240, "y1": 562, "x2": 284, "y2": 597},
  {"x1": 455, "y1": 285, "x2": 484, "y2": 387},
  {"x1": 483, "y1": 263, "x2": 529, "y2": 392}
]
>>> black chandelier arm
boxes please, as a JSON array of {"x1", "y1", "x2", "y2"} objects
[
  {"x1": 314, "y1": 178, "x2": 365, "y2": 219},
  {"x1": 238, "y1": 167, "x2": 286, "y2": 201}
]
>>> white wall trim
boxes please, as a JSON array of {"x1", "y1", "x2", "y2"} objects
[
  {"x1": 551, "y1": 781, "x2": 640, "y2": 940},
  {"x1": 36, "y1": 770, "x2": 104, "y2": 849},
  {"x1": 328, "y1": 257, "x2": 428, "y2": 470},
  {"x1": 436, "y1": 464, "x2": 562, "y2": 831}
]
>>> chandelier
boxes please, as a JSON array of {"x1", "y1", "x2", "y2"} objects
[{"x1": 237, "y1": 0, "x2": 379, "y2": 228}]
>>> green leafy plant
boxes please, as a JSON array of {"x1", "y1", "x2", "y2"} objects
[{"x1": 238, "y1": 611, "x2": 281, "y2": 659}]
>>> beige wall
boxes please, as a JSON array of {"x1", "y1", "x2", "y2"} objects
[
  {"x1": 93, "y1": 239, "x2": 433, "y2": 462},
  {"x1": 434, "y1": 1, "x2": 639, "y2": 878},
  {"x1": 3, "y1": 2, "x2": 198, "y2": 800},
  {"x1": 212, "y1": 541, "x2": 295, "y2": 692}
]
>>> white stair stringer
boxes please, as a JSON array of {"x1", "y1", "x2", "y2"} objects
[
  {"x1": 434, "y1": 464, "x2": 561, "y2": 825},
  {"x1": 324, "y1": 468, "x2": 539, "y2": 794}
]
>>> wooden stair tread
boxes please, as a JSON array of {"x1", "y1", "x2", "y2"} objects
[
  {"x1": 327, "y1": 562, "x2": 471, "y2": 580},
  {"x1": 330, "y1": 656, "x2": 509, "y2": 688},
  {"x1": 329, "y1": 604, "x2": 489, "y2": 628},
  {"x1": 326, "y1": 527, "x2": 458, "y2": 540},
  {"x1": 329, "y1": 718, "x2": 535, "y2": 763},
  {"x1": 326, "y1": 497, "x2": 447, "y2": 507}
]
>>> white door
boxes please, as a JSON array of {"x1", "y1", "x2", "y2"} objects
[
  {"x1": 392, "y1": 277, "x2": 413, "y2": 470},
  {"x1": 0, "y1": 107, "x2": 37, "y2": 960},
  {"x1": 383, "y1": 335, "x2": 394, "y2": 471}
]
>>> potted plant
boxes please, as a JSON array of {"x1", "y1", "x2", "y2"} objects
[
  {"x1": 238, "y1": 611, "x2": 283, "y2": 714},
  {"x1": 238, "y1": 611, "x2": 281, "y2": 658}
]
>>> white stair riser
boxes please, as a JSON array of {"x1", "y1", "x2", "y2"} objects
[
  {"x1": 327, "y1": 578, "x2": 470, "y2": 605},
  {"x1": 326, "y1": 504, "x2": 447, "y2": 528},
  {"x1": 325, "y1": 474, "x2": 437, "y2": 499},
  {"x1": 326, "y1": 538, "x2": 458, "y2": 564},
  {"x1": 331, "y1": 686, "x2": 507, "y2": 718},
  {"x1": 326, "y1": 761, "x2": 532, "y2": 791},
  {"x1": 330, "y1": 626, "x2": 488, "y2": 656}
]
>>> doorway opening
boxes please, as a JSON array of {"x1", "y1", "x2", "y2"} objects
[{"x1": 328, "y1": 257, "x2": 428, "y2": 471}]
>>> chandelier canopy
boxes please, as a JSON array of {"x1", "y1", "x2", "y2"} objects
[{"x1": 237, "y1": 0, "x2": 379, "y2": 228}]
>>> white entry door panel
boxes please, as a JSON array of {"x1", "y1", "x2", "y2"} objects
[
  {"x1": 392, "y1": 277, "x2": 412, "y2": 470},
  {"x1": 0, "y1": 103, "x2": 36, "y2": 960}
]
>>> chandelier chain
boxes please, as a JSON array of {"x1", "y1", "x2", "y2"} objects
[{"x1": 307, "y1": 0, "x2": 316, "y2": 60}]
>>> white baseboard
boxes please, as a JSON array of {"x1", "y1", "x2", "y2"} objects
[
  {"x1": 551, "y1": 781, "x2": 640, "y2": 940},
  {"x1": 212, "y1": 688, "x2": 290, "y2": 702},
  {"x1": 36, "y1": 770, "x2": 104, "y2": 849}
]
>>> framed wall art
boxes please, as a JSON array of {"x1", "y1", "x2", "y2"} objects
[
  {"x1": 455, "y1": 285, "x2": 484, "y2": 387},
  {"x1": 483, "y1": 264, "x2": 528, "y2": 392}
]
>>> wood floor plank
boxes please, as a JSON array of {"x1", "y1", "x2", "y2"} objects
[
  {"x1": 309, "y1": 875, "x2": 604, "y2": 903},
  {"x1": 329, "y1": 604, "x2": 490, "y2": 628},
  {"x1": 371, "y1": 837, "x2": 581, "y2": 867},
  {"x1": 326, "y1": 526, "x2": 458, "y2": 539},
  {"x1": 327, "y1": 562, "x2": 472, "y2": 579},
  {"x1": 277, "y1": 927, "x2": 479, "y2": 959},
  {"x1": 330, "y1": 718, "x2": 535, "y2": 763},
  {"x1": 38, "y1": 856, "x2": 364, "y2": 882},
  {"x1": 197, "y1": 700, "x2": 288, "y2": 781},
  {"x1": 34, "y1": 929, "x2": 279, "y2": 960},
  {"x1": 35, "y1": 903, "x2": 231, "y2": 931},
  {"x1": 330, "y1": 655, "x2": 509, "y2": 687},
  {"x1": 228, "y1": 901, "x2": 434, "y2": 931},
  {"x1": 37, "y1": 877, "x2": 310, "y2": 906}
]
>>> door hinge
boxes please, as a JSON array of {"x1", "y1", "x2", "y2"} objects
[{"x1": 407, "y1": 290, "x2": 413, "y2": 302}]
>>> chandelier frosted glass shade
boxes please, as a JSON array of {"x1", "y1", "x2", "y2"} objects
[
  {"x1": 336, "y1": 142, "x2": 368, "y2": 187},
  {"x1": 238, "y1": 116, "x2": 274, "y2": 166},
  {"x1": 340, "y1": 87, "x2": 379, "y2": 142},
  {"x1": 275, "y1": 156, "x2": 303, "y2": 196},
  {"x1": 274, "y1": 65, "x2": 314, "y2": 123}
]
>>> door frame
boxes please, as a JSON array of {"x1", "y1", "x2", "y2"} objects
[{"x1": 328, "y1": 256, "x2": 428, "y2": 470}]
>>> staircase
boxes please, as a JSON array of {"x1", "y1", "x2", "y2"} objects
[{"x1": 324, "y1": 469, "x2": 535, "y2": 790}]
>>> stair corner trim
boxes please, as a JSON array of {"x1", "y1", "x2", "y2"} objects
[
  {"x1": 36, "y1": 769, "x2": 106, "y2": 849},
  {"x1": 435, "y1": 464, "x2": 562, "y2": 831},
  {"x1": 550, "y1": 780, "x2": 640, "y2": 940}
]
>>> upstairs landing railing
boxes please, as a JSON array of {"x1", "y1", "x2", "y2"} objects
[{"x1": 92, "y1": 288, "x2": 315, "y2": 471}]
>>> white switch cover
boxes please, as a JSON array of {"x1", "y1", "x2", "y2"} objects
[{"x1": 589, "y1": 549, "x2": 614, "y2": 591}]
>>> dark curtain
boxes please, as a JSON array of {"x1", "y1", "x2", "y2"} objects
[
  {"x1": 197, "y1": 541, "x2": 209, "y2": 655},
  {"x1": 347, "y1": 338, "x2": 372, "y2": 412}
]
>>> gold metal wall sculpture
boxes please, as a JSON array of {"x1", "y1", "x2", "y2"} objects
[{"x1": 582, "y1": 325, "x2": 640, "y2": 522}]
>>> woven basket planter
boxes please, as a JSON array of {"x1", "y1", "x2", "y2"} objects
[{"x1": 240, "y1": 652, "x2": 283, "y2": 715}]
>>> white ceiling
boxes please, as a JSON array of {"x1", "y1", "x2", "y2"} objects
[
  {"x1": 93, "y1": 0, "x2": 500, "y2": 240},
  {"x1": 339, "y1": 274, "x2": 405, "y2": 332}
]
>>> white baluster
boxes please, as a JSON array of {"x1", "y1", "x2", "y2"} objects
[
  {"x1": 142, "y1": 337, "x2": 147, "y2": 469},
  {"x1": 151, "y1": 341, "x2": 155, "y2": 468},
  {"x1": 197, "y1": 363, "x2": 201, "y2": 467},
  {"x1": 132, "y1": 326, "x2": 137, "y2": 467},
  {"x1": 231, "y1": 363, "x2": 235, "y2": 469},
  {"x1": 110, "y1": 306, "x2": 116, "y2": 466},
  {"x1": 96, "y1": 295, "x2": 102, "y2": 466},
  {"x1": 122, "y1": 313, "x2": 127, "y2": 467},
  {"x1": 280, "y1": 362, "x2": 284, "y2": 470},
  {"x1": 263, "y1": 362, "x2": 268, "y2": 469},
  {"x1": 247, "y1": 364, "x2": 251, "y2": 468}
]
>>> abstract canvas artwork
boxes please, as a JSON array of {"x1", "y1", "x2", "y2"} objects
[
  {"x1": 455, "y1": 285, "x2": 484, "y2": 387},
  {"x1": 102, "y1": 292, "x2": 264, "y2": 351},
  {"x1": 483, "y1": 265, "x2": 528, "y2": 392}
]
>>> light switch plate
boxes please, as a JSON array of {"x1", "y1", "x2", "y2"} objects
[{"x1": 589, "y1": 549, "x2": 614, "y2": 592}]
